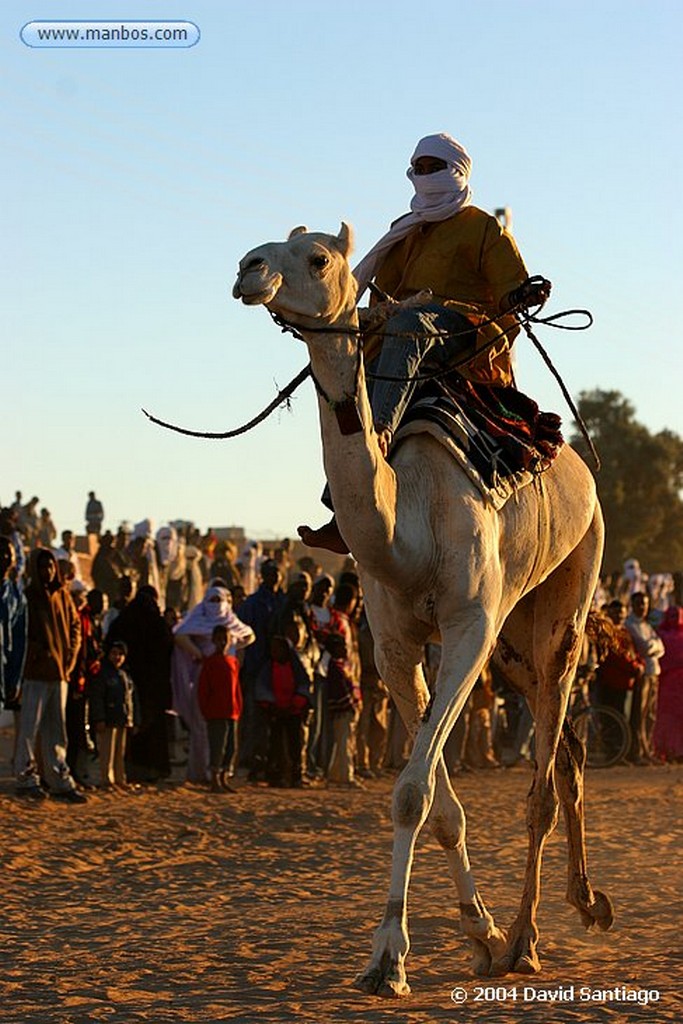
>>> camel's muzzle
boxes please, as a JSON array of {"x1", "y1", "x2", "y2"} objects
[
  {"x1": 231, "y1": 268, "x2": 282, "y2": 303},
  {"x1": 232, "y1": 259, "x2": 283, "y2": 305}
]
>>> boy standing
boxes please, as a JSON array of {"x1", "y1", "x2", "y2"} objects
[
  {"x1": 254, "y1": 635, "x2": 312, "y2": 788},
  {"x1": 197, "y1": 624, "x2": 242, "y2": 792},
  {"x1": 89, "y1": 641, "x2": 139, "y2": 788}
]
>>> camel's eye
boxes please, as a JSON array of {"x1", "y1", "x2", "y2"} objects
[{"x1": 310, "y1": 253, "x2": 329, "y2": 271}]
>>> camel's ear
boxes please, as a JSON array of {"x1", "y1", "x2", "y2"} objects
[
  {"x1": 334, "y1": 222, "x2": 354, "y2": 258},
  {"x1": 288, "y1": 225, "x2": 308, "y2": 239}
]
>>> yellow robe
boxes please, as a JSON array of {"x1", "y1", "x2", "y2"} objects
[{"x1": 371, "y1": 206, "x2": 528, "y2": 387}]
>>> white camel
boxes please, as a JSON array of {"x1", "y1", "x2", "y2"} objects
[{"x1": 232, "y1": 223, "x2": 614, "y2": 997}]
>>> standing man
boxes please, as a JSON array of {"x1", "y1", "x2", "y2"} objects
[
  {"x1": 356, "y1": 610, "x2": 390, "y2": 779},
  {"x1": 53, "y1": 529, "x2": 83, "y2": 582},
  {"x1": 0, "y1": 505, "x2": 27, "y2": 591},
  {"x1": 625, "y1": 591, "x2": 665, "y2": 764},
  {"x1": 85, "y1": 491, "x2": 105, "y2": 556},
  {"x1": 18, "y1": 496, "x2": 40, "y2": 548},
  {"x1": 14, "y1": 549, "x2": 85, "y2": 802},
  {"x1": 237, "y1": 559, "x2": 286, "y2": 780},
  {"x1": 0, "y1": 536, "x2": 27, "y2": 715}
]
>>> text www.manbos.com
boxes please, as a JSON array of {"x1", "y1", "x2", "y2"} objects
[{"x1": 21, "y1": 21, "x2": 200, "y2": 48}]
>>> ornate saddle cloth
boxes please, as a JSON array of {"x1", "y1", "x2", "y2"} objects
[{"x1": 393, "y1": 378, "x2": 564, "y2": 510}]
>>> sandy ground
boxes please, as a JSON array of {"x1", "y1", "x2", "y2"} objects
[{"x1": 1, "y1": 728, "x2": 681, "y2": 1024}]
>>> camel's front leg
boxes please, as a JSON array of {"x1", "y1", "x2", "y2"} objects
[
  {"x1": 354, "y1": 673, "x2": 432, "y2": 998},
  {"x1": 354, "y1": 776, "x2": 431, "y2": 997},
  {"x1": 356, "y1": 617, "x2": 495, "y2": 997}
]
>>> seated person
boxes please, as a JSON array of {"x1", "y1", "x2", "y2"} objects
[{"x1": 299, "y1": 132, "x2": 551, "y2": 553}]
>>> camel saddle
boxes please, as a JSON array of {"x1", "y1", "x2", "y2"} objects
[{"x1": 393, "y1": 377, "x2": 564, "y2": 511}]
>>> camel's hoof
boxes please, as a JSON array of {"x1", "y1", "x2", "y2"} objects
[
  {"x1": 590, "y1": 890, "x2": 615, "y2": 932},
  {"x1": 354, "y1": 966, "x2": 410, "y2": 998},
  {"x1": 354, "y1": 968, "x2": 382, "y2": 995},
  {"x1": 513, "y1": 952, "x2": 541, "y2": 974},
  {"x1": 490, "y1": 938, "x2": 541, "y2": 977},
  {"x1": 488, "y1": 954, "x2": 512, "y2": 977},
  {"x1": 470, "y1": 938, "x2": 493, "y2": 977},
  {"x1": 378, "y1": 978, "x2": 411, "y2": 998},
  {"x1": 577, "y1": 889, "x2": 614, "y2": 932}
]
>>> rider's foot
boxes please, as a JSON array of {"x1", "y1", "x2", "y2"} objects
[{"x1": 297, "y1": 517, "x2": 349, "y2": 554}]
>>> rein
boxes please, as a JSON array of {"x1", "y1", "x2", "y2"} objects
[
  {"x1": 143, "y1": 294, "x2": 600, "y2": 468},
  {"x1": 142, "y1": 364, "x2": 312, "y2": 439}
]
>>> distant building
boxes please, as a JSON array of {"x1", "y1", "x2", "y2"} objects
[{"x1": 212, "y1": 526, "x2": 246, "y2": 547}]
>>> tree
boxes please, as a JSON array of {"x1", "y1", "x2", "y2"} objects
[{"x1": 569, "y1": 390, "x2": 683, "y2": 572}]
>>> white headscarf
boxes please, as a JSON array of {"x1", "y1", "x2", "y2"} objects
[
  {"x1": 623, "y1": 559, "x2": 645, "y2": 597},
  {"x1": 156, "y1": 525, "x2": 178, "y2": 567},
  {"x1": 175, "y1": 585, "x2": 254, "y2": 647},
  {"x1": 353, "y1": 133, "x2": 473, "y2": 298}
]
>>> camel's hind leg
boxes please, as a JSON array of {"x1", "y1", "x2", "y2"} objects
[
  {"x1": 495, "y1": 612, "x2": 614, "y2": 949},
  {"x1": 428, "y1": 760, "x2": 507, "y2": 977},
  {"x1": 494, "y1": 521, "x2": 603, "y2": 976},
  {"x1": 555, "y1": 720, "x2": 614, "y2": 931}
]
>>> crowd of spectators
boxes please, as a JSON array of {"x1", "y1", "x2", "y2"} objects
[
  {"x1": 2, "y1": 491, "x2": 682, "y2": 810},
  {"x1": 0, "y1": 490, "x2": 395, "y2": 803},
  {"x1": 591, "y1": 564, "x2": 683, "y2": 765}
]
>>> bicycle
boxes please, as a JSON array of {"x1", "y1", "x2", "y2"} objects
[{"x1": 567, "y1": 679, "x2": 631, "y2": 769}]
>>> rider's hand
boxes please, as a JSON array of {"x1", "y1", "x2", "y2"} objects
[
  {"x1": 376, "y1": 427, "x2": 393, "y2": 459},
  {"x1": 359, "y1": 290, "x2": 433, "y2": 331},
  {"x1": 504, "y1": 277, "x2": 552, "y2": 311},
  {"x1": 359, "y1": 300, "x2": 398, "y2": 331}
]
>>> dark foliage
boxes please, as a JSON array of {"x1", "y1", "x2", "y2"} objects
[{"x1": 570, "y1": 390, "x2": 683, "y2": 572}]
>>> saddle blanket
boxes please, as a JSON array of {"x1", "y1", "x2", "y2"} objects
[{"x1": 393, "y1": 380, "x2": 564, "y2": 511}]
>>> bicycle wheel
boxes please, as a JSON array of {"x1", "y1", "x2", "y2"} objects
[{"x1": 572, "y1": 705, "x2": 631, "y2": 768}]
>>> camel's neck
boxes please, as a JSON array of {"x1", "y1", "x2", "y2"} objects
[{"x1": 302, "y1": 313, "x2": 399, "y2": 580}]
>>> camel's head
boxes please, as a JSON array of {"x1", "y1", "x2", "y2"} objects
[{"x1": 232, "y1": 223, "x2": 357, "y2": 328}]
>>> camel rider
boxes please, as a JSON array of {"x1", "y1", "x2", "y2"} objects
[{"x1": 298, "y1": 132, "x2": 551, "y2": 553}]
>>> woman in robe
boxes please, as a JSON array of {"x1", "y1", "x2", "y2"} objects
[
  {"x1": 653, "y1": 606, "x2": 683, "y2": 762},
  {"x1": 171, "y1": 584, "x2": 254, "y2": 783}
]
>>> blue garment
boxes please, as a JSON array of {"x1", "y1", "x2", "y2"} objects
[
  {"x1": 370, "y1": 304, "x2": 476, "y2": 435},
  {"x1": 238, "y1": 585, "x2": 286, "y2": 677},
  {"x1": 0, "y1": 577, "x2": 27, "y2": 709},
  {"x1": 236, "y1": 585, "x2": 286, "y2": 777},
  {"x1": 9, "y1": 531, "x2": 26, "y2": 591},
  {"x1": 89, "y1": 661, "x2": 139, "y2": 728}
]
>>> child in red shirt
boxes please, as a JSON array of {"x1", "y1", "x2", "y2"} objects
[
  {"x1": 197, "y1": 624, "x2": 242, "y2": 792},
  {"x1": 255, "y1": 635, "x2": 312, "y2": 787}
]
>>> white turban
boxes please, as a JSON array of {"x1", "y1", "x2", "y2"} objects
[
  {"x1": 353, "y1": 133, "x2": 473, "y2": 298},
  {"x1": 410, "y1": 133, "x2": 472, "y2": 177}
]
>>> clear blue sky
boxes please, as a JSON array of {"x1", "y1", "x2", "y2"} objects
[{"x1": 3, "y1": 0, "x2": 681, "y2": 539}]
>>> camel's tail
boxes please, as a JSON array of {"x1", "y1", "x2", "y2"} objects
[{"x1": 584, "y1": 609, "x2": 623, "y2": 663}]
